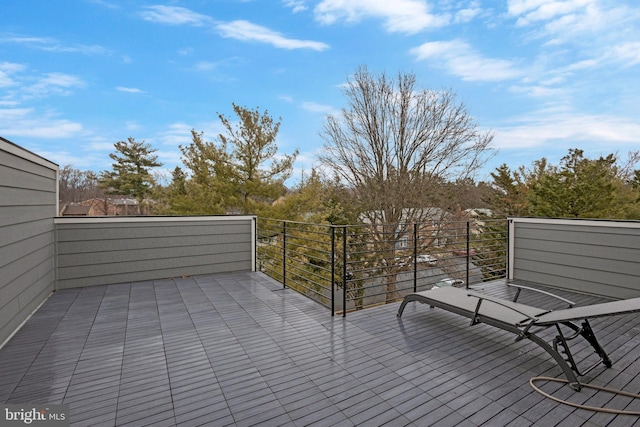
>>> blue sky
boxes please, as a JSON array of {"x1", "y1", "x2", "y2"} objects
[{"x1": 2, "y1": 0, "x2": 639, "y2": 184}]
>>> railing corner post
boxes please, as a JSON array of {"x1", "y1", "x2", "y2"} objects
[{"x1": 343, "y1": 225, "x2": 347, "y2": 317}]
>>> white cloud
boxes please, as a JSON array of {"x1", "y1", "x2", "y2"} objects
[
  {"x1": 191, "y1": 58, "x2": 243, "y2": 83},
  {"x1": 0, "y1": 62, "x2": 25, "y2": 87},
  {"x1": 0, "y1": 108, "x2": 83, "y2": 138},
  {"x1": 314, "y1": 0, "x2": 449, "y2": 33},
  {"x1": 283, "y1": 0, "x2": 308, "y2": 13},
  {"x1": 156, "y1": 122, "x2": 197, "y2": 147},
  {"x1": 36, "y1": 148, "x2": 100, "y2": 169},
  {"x1": 88, "y1": 138, "x2": 117, "y2": 152},
  {"x1": 454, "y1": 5, "x2": 482, "y2": 24},
  {"x1": 22, "y1": 73, "x2": 85, "y2": 99},
  {"x1": 116, "y1": 86, "x2": 144, "y2": 94},
  {"x1": 608, "y1": 42, "x2": 640, "y2": 67},
  {"x1": 177, "y1": 47, "x2": 194, "y2": 56},
  {"x1": 508, "y1": 0, "x2": 591, "y2": 26},
  {"x1": 216, "y1": 20, "x2": 330, "y2": 51},
  {"x1": 125, "y1": 121, "x2": 142, "y2": 131},
  {"x1": 140, "y1": 6, "x2": 329, "y2": 51},
  {"x1": 194, "y1": 61, "x2": 220, "y2": 72},
  {"x1": 507, "y1": 0, "x2": 640, "y2": 49},
  {"x1": 410, "y1": 39, "x2": 523, "y2": 81},
  {"x1": 301, "y1": 101, "x2": 336, "y2": 114},
  {"x1": 140, "y1": 5, "x2": 212, "y2": 26},
  {"x1": 0, "y1": 65, "x2": 86, "y2": 104},
  {"x1": 86, "y1": 0, "x2": 120, "y2": 9},
  {"x1": 508, "y1": 83, "x2": 567, "y2": 98},
  {"x1": 493, "y1": 110, "x2": 640, "y2": 150},
  {"x1": 0, "y1": 34, "x2": 109, "y2": 55}
]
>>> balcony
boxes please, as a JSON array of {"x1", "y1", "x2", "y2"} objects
[{"x1": 3, "y1": 138, "x2": 640, "y2": 425}]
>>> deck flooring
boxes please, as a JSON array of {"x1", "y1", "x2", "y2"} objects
[{"x1": 2, "y1": 272, "x2": 640, "y2": 426}]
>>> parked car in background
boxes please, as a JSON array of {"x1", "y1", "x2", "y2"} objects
[
  {"x1": 432, "y1": 278, "x2": 465, "y2": 289},
  {"x1": 416, "y1": 254, "x2": 438, "y2": 265}
]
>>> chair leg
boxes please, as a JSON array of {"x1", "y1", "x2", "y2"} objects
[
  {"x1": 580, "y1": 319, "x2": 613, "y2": 368},
  {"x1": 554, "y1": 321, "x2": 612, "y2": 376},
  {"x1": 527, "y1": 332, "x2": 582, "y2": 391}
]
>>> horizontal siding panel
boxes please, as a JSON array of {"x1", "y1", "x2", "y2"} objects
[
  {"x1": 55, "y1": 217, "x2": 255, "y2": 290},
  {"x1": 0, "y1": 206, "x2": 53, "y2": 228},
  {"x1": 514, "y1": 258, "x2": 638, "y2": 296},
  {"x1": 513, "y1": 273, "x2": 637, "y2": 299},
  {"x1": 57, "y1": 241, "x2": 250, "y2": 269},
  {"x1": 516, "y1": 225, "x2": 640, "y2": 250},
  {"x1": 56, "y1": 221, "x2": 248, "y2": 241},
  {"x1": 57, "y1": 250, "x2": 250, "y2": 279},
  {"x1": 512, "y1": 219, "x2": 640, "y2": 299},
  {"x1": 0, "y1": 272, "x2": 53, "y2": 345},
  {"x1": 56, "y1": 233, "x2": 248, "y2": 254},
  {"x1": 514, "y1": 247, "x2": 640, "y2": 277},
  {"x1": 17, "y1": 269, "x2": 54, "y2": 315},
  {"x1": 0, "y1": 187, "x2": 56, "y2": 207},
  {"x1": 0, "y1": 302, "x2": 20, "y2": 348},
  {"x1": 0, "y1": 150, "x2": 57, "y2": 180},
  {"x1": 514, "y1": 239, "x2": 639, "y2": 264},
  {"x1": 56, "y1": 261, "x2": 250, "y2": 290},
  {"x1": 0, "y1": 219, "x2": 54, "y2": 253},
  {"x1": 0, "y1": 162, "x2": 56, "y2": 192},
  {"x1": 0, "y1": 139, "x2": 57, "y2": 346},
  {"x1": 0, "y1": 244, "x2": 55, "y2": 289},
  {"x1": 0, "y1": 231, "x2": 55, "y2": 269}
]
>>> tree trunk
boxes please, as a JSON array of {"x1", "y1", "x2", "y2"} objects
[{"x1": 385, "y1": 274, "x2": 398, "y2": 303}]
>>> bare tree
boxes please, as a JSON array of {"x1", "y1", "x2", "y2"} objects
[
  {"x1": 318, "y1": 66, "x2": 494, "y2": 302},
  {"x1": 59, "y1": 165, "x2": 102, "y2": 204}
]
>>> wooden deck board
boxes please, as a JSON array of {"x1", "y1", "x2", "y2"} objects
[{"x1": 1, "y1": 272, "x2": 640, "y2": 426}]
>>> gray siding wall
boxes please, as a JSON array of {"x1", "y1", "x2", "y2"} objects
[
  {"x1": 509, "y1": 218, "x2": 640, "y2": 299},
  {"x1": 55, "y1": 216, "x2": 255, "y2": 289},
  {"x1": 0, "y1": 138, "x2": 58, "y2": 347}
]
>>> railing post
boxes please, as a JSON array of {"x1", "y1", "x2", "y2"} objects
[
  {"x1": 331, "y1": 226, "x2": 335, "y2": 317},
  {"x1": 465, "y1": 220, "x2": 470, "y2": 289},
  {"x1": 506, "y1": 218, "x2": 511, "y2": 282},
  {"x1": 253, "y1": 217, "x2": 257, "y2": 272},
  {"x1": 282, "y1": 221, "x2": 287, "y2": 288},
  {"x1": 413, "y1": 223, "x2": 418, "y2": 292},
  {"x1": 342, "y1": 225, "x2": 347, "y2": 317}
]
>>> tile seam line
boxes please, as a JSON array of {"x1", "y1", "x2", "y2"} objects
[
  {"x1": 57, "y1": 288, "x2": 102, "y2": 406},
  {"x1": 112, "y1": 282, "x2": 132, "y2": 425},
  {"x1": 234, "y1": 276, "x2": 355, "y2": 424},
  {"x1": 167, "y1": 276, "x2": 236, "y2": 425},
  {"x1": 4, "y1": 289, "x2": 80, "y2": 403},
  {"x1": 196, "y1": 275, "x2": 299, "y2": 426}
]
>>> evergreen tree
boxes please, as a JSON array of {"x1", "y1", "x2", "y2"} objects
[
  {"x1": 528, "y1": 149, "x2": 621, "y2": 218},
  {"x1": 486, "y1": 164, "x2": 530, "y2": 217},
  {"x1": 99, "y1": 137, "x2": 162, "y2": 205},
  {"x1": 176, "y1": 130, "x2": 234, "y2": 214},
  {"x1": 218, "y1": 103, "x2": 299, "y2": 214},
  {"x1": 487, "y1": 149, "x2": 640, "y2": 220}
]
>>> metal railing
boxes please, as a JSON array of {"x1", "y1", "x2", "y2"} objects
[{"x1": 257, "y1": 218, "x2": 508, "y2": 316}]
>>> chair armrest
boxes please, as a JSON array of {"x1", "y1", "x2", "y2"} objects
[
  {"x1": 508, "y1": 283, "x2": 575, "y2": 307},
  {"x1": 468, "y1": 293, "x2": 539, "y2": 325},
  {"x1": 468, "y1": 292, "x2": 544, "y2": 341}
]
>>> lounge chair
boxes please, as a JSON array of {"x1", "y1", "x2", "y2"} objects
[{"x1": 397, "y1": 283, "x2": 640, "y2": 390}]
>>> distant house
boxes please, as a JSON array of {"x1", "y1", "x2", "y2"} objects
[
  {"x1": 59, "y1": 197, "x2": 140, "y2": 216},
  {"x1": 360, "y1": 207, "x2": 454, "y2": 252},
  {"x1": 59, "y1": 204, "x2": 91, "y2": 216}
]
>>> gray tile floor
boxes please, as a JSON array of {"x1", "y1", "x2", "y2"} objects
[{"x1": 2, "y1": 272, "x2": 640, "y2": 426}]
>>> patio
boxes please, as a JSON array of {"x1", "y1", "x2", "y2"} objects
[{"x1": 2, "y1": 271, "x2": 640, "y2": 426}]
